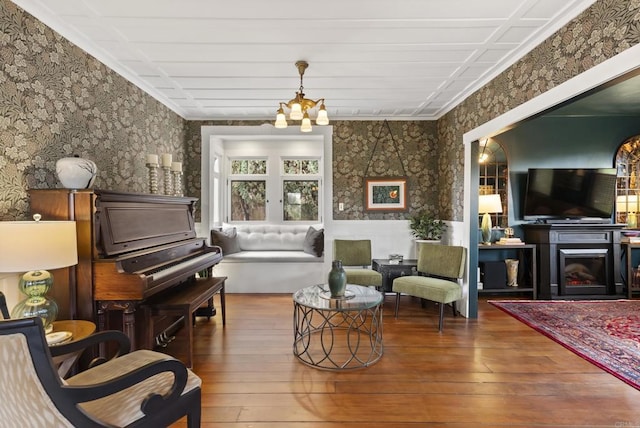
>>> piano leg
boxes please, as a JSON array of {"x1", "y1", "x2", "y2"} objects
[{"x1": 98, "y1": 301, "x2": 140, "y2": 350}]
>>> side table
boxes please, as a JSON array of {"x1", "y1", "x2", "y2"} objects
[
  {"x1": 49, "y1": 319, "x2": 96, "y2": 378},
  {"x1": 372, "y1": 259, "x2": 418, "y2": 292},
  {"x1": 478, "y1": 244, "x2": 537, "y2": 299},
  {"x1": 293, "y1": 284, "x2": 383, "y2": 370}
]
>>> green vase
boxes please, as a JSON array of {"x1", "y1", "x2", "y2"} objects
[{"x1": 328, "y1": 260, "x2": 347, "y2": 297}]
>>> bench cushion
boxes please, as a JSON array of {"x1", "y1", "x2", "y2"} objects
[
  {"x1": 222, "y1": 250, "x2": 322, "y2": 263},
  {"x1": 235, "y1": 224, "x2": 310, "y2": 251}
]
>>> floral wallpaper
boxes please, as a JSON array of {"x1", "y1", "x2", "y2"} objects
[
  {"x1": 0, "y1": 0, "x2": 186, "y2": 220},
  {"x1": 2, "y1": 0, "x2": 640, "y2": 224}
]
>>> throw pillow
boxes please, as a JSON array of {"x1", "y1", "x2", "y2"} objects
[
  {"x1": 303, "y1": 226, "x2": 324, "y2": 257},
  {"x1": 211, "y1": 228, "x2": 241, "y2": 255}
]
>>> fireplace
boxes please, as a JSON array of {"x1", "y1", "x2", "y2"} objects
[
  {"x1": 559, "y1": 248, "x2": 608, "y2": 295},
  {"x1": 523, "y1": 223, "x2": 624, "y2": 299}
]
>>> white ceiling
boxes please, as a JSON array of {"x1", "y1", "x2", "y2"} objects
[{"x1": 12, "y1": 0, "x2": 597, "y2": 121}]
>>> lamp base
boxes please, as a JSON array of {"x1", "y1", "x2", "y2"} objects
[
  {"x1": 481, "y1": 212, "x2": 493, "y2": 244},
  {"x1": 12, "y1": 270, "x2": 58, "y2": 333}
]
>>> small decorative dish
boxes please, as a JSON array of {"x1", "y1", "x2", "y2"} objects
[{"x1": 46, "y1": 331, "x2": 73, "y2": 346}]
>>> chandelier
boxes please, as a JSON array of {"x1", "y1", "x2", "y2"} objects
[{"x1": 275, "y1": 61, "x2": 329, "y2": 132}]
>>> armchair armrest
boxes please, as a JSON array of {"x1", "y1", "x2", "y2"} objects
[
  {"x1": 50, "y1": 330, "x2": 131, "y2": 367},
  {"x1": 63, "y1": 357, "x2": 189, "y2": 415}
]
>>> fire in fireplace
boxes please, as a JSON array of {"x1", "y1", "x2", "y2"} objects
[{"x1": 559, "y1": 249, "x2": 608, "y2": 295}]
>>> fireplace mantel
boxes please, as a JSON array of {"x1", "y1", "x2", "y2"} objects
[{"x1": 522, "y1": 223, "x2": 625, "y2": 299}]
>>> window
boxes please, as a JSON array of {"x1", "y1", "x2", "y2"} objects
[
  {"x1": 229, "y1": 159, "x2": 267, "y2": 221},
  {"x1": 212, "y1": 157, "x2": 221, "y2": 224},
  {"x1": 478, "y1": 139, "x2": 508, "y2": 228},
  {"x1": 227, "y1": 156, "x2": 322, "y2": 223},
  {"x1": 615, "y1": 136, "x2": 640, "y2": 227},
  {"x1": 282, "y1": 159, "x2": 320, "y2": 222}
]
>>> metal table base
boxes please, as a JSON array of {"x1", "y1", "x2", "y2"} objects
[{"x1": 293, "y1": 284, "x2": 383, "y2": 370}]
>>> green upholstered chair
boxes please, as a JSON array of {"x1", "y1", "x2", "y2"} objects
[
  {"x1": 333, "y1": 239, "x2": 382, "y2": 289},
  {"x1": 393, "y1": 243, "x2": 466, "y2": 331}
]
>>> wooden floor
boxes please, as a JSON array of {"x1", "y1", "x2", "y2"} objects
[{"x1": 172, "y1": 293, "x2": 639, "y2": 427}]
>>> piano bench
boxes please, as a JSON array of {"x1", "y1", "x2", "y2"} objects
[{"x1": 142, "y1": 276, "x2": 226, "y2": 368}]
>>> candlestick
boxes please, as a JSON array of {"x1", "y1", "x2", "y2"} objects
[
  {"x1": 163, "y1": 165, "x2": 173, "y2": 196},
  {"x1": 172, "y1": 170, "x2": 183, "y2": 197},
  {"x1": 146, "y1": 162, "x2": 159, "y2": 194}
]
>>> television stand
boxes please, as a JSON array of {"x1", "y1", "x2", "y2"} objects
[
  {"x1": 543, "y1": 218, "x2": 611, "y2": 224},
  {"x1": 523, "y1": 223, "x2": 625, "y2": 299}
]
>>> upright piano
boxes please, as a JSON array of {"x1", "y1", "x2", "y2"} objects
[{"x1": 29, "y1": 189, "x2": 223, "y2": 351}]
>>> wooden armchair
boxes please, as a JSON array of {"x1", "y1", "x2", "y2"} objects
[{"x1": 0, "y1": 317, "x2": 201, "y2": 427}]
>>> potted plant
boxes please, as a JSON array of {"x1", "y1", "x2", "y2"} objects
[
  {"x1": 409, "y1": 212, "x2": 446, "y2": 258},
  {"x1": 409, "y1": 211, "x2": 446, "y2": 241}
]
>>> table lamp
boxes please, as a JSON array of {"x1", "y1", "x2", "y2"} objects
[
  {"x1": 479, "y1": 194, "x2": 503, "y2": 245},
  {"x1": 616, "y1": 195, "x2": 638, "y2": 228},
  {"x1": 0, "y1": 214, "x2": 77, "y2": 332}
]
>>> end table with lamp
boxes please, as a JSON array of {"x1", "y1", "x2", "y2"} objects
[{"x1": 0, "y1": 214, "x2": 78, "y2": 333}]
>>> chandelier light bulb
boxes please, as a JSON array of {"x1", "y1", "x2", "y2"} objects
[
  {"x1": 275, "y1": 108, "x2": 288, "y2": 128},
  {"x1": 290, "y1": 102, "x2": 303, "y2": 120},
  {"x1": 300, "y1": 112, "x2": 312, "y2": 132},
  {"x1": 316, "y1": 103, "x2": 329, "y2": 125}
]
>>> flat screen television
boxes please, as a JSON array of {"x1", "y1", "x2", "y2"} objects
[{"x1": 523, "y1": 168, "x2": 617, "y2": 221}]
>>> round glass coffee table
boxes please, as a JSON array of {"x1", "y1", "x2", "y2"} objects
[{"x1": 292, "y1": 283, "x2": 383, "y2": 370}]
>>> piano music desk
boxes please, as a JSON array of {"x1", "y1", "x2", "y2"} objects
[{"x1": 143, "y1": 276, "x2": 226, "y2": 368}]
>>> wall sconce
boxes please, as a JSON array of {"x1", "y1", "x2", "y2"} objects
[{"x1": 0, "y1": 215, "x2": 77, "y2": 332}]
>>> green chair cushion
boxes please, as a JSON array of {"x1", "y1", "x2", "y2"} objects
[
  {"x1": 392, "y1": 275, "x2": 461, "y2": 304},
  {"x1": 333, "y1": 240, "x2": 373, "y2": 267},
  {"x1": 345, "y1": 269, "x2": 382, "y2": 287},
  {"x1": 417, "y1": 244, "x2": 465, "y2": 279}
]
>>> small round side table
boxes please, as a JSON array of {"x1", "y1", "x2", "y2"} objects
[{"x1": 49, "y1": 319, "x2": 96, "y2": 378}]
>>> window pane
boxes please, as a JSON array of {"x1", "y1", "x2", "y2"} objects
[
  {"x1": 283, "y1": 159, "x2": 319, "y2": 175},
  {"x1": 231, "y1": 180, "x2": 266, "y2": 221},
  {"x1": 302, "y1": 160, "x2": 319, "y2": 174},
  {"x1": 283, "y1": 180, "x2": 319, "y2": 221},
  {"x1": 231, "y1": 159, "x2": 267, "y2": 175}
]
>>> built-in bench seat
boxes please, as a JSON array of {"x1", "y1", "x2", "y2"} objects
[{"x1": 209, "y1": 224, "x2": 325, "y2": 293}]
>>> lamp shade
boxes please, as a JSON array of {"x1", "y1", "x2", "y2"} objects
[
  {"x1": 0, "y1": 220, "x2": 78, "y2": 273},
  {"x1": 478, "y1": 194, "x2": 503, "y2": 214}
]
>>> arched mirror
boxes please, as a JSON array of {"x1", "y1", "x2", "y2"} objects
[
  {"x1": 616, "y1": 135, "x2": 640, "y2": 228},
  {"x1": 478, "y1": 139, "x2": 508, "y2": 229}
]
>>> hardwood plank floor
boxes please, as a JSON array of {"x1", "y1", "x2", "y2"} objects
[{"x1": 172, "y1": 293, "x2": 639, "y2": 427}]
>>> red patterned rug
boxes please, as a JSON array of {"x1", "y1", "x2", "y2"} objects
[{"x1": 490, "y1": 300, "x2": 640, "y2": 390}]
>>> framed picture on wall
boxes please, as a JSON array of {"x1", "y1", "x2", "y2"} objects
[{"x1": 364, "y1": 177, "x2": 408, "y2": 212}]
